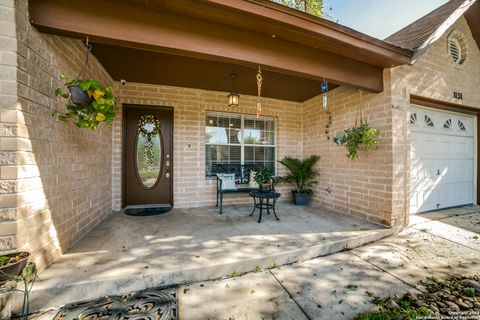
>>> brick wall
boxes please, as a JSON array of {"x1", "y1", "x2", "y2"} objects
[
  {"x1": 0, "y1": 0, "x2": 114, "y2": 270},
  {"x1": 0, "y1": 0, "x2": 18, "y2": 252},
  {"x1": 112, "y1": 83, "x2": 303, "y2": 210},
  {"x1": 302, "y1": 85, "x2": 401, "y2": 226},
  {"x1": 112, "y1": 82, "x2": 403, "y2": 227}
]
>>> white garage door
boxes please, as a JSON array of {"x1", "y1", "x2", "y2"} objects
[{"x1": 410, "y1": 105, "x2": 475, "y2": 214}]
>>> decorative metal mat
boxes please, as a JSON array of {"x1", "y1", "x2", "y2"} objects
[{"x1": 53, "y1": 287, "x2": 177, "y2": 320}]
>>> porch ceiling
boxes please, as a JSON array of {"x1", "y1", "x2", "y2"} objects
[
  {"x1": 91, "y1": 43, "x2": 338, "y2": 102},
  {"x1": 28, "y1": 0, "x2": 411, "y2": 93}
]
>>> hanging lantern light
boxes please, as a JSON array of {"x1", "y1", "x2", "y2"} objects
[
  {"x1": 228, "y1": 73, "x2": 239, "y2": 107},
  {"x1": 320, "y1": 77, "x2": 329, "y2": 111}
]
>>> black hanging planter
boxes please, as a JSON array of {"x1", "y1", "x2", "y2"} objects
[
  {"x1": 0, "y1": 251, "x2": 29, "y2": 283},
  {"x1": 68, "y1": 85, "x2": 91, "y2": 106},
  {"x1": 292, "y1": 190, "x2": 311, "y2": 205}
]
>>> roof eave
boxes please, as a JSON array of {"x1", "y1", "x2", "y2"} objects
[
  {"x1": 113, "y1": 0, "x2": 413, "y2": 67},
  {"x1": 409, "y1": 0, "x2": 476, "y2": 63},
  {"x1": 209, "y1": 0, "x2": 414, "y2": 66}
]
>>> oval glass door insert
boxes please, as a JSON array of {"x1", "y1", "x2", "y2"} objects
[{"x1": 136, "y1": 115, "x2": 162, "y2": 188}]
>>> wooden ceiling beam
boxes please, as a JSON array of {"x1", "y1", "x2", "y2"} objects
[{"x1": 29, "y1": 0, "x2": 384, "y2": 92}]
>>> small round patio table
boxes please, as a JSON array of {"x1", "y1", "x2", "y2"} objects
[{"x1": 249, "y1": 190, "x2": 281, "y2": 223}]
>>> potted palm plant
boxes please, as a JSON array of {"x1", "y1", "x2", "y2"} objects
[{"x1": 278, "y1": 155, "x2": 320, "y2": 205}]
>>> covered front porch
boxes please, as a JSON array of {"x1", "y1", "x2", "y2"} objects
[
  {"x1": 1, "y1": 3, "x2": 418, "y2": 317},
  {"x1": 24, "y1": 203, "x2": 396, "y2": 311}
]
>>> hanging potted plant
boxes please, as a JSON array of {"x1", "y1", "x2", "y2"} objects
[
  {"x1": 341, "y1": 123, "x2": 381, "y2": 160},
  {"x1": 338, "y1": 90, "x2": 381, "y2": 160},
  {"x1": 278, "y1": 155, "x2": 320, "y2": 205},
  {"x1": 54, "y1": 75, "x2": 116, "y2": 131},
  {"x1": 53, "y1": 41, "x2": 116, "y2": 130}
]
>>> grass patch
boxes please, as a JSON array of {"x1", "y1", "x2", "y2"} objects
[{"x1": 357, "y1": 300, "x2": 434, "y2": 320}]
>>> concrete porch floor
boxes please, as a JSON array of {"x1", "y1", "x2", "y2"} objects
[{"x1": 21, "y1": 203, "x2": 397, "y2": 312}]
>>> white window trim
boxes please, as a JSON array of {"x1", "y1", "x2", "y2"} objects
[{"x1": 205, "y1": 111, "x2": 277, "y2": 178}]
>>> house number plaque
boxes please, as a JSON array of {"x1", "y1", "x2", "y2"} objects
[{"x1": 453, "y1": 91, "x2": 463, "y2": 100}]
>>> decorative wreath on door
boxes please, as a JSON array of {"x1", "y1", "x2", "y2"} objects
[{"x1": 138, "y1": 114, "x2": 161, "y2": 139}]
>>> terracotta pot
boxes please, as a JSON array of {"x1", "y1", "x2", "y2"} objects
[
  {"x1": 260, "y1": 183, "x2": 272, "y2": 192},
  {"x1": 0, "y1": 252, "x2": 29, "y2": 283},
  {"x1": 68, "y1": 85, "x2": 91, "y2": 106}
]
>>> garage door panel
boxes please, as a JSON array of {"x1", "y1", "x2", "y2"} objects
[
  {"x1": 449, "y1": 160, "x2": 473, "y2": 181},
  {"x1": 436, "y1": 184, "x2": 453, "y2": 208},
  {"x1": 424, "y1": 139, "x2": 438, "y2": 157},
  {"x1": 440, "y1": 140, "x2": 453, "y2": 157},
  {"x1": 454, "y1": 139, "x2": 473, "y2": 158},
  {"x1": 410, "y1": 106, "x2": 475, "y2": 214},
  {"x1": 416, "y1": 188, "x2": 438, "y2": 212},
  {"x1": 454, "y1": 182, "x2": 473, "y2": 204}
]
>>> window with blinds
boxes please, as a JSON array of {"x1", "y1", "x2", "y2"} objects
[{"x1": 205, "y1": 111, "x2": 276, "y2": 178}]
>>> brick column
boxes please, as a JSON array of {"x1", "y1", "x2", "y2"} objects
[{"x1": 0, "y1": 0, "x2": 20, "y2": 252}]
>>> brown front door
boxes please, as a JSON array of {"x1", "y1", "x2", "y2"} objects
[{"x1": 124, "y1": 105, "x2": 173, "y2": 206}]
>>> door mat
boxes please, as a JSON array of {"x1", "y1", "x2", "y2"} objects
[
  {"x1": 50, "y1": 287, "x2": 177, "y2": 320},
  {"x1": 124, "y1": 206, "x2": 172, "y2": 216}
]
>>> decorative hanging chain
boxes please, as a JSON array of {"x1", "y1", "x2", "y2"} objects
[
  {"x1": 256, "y1": 66, "x2": 263, "y2": 118},
  {"x1": 77, "y1": 37, "x2": 92, "y2": 80},
  {"x1": 354, "y1": 89, "x2": 365, "y2": 128}
]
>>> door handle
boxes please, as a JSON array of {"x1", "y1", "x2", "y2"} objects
[{"x1": 437, "y1": 169, "x2": 440, "y2": 175}]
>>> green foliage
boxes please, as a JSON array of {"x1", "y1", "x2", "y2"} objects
[
  {"x1": 358, "y1": 298, "x2": 434, "y2": 320},
  {"x1": 255, "y1": 167, "x2": 274, "y2": 185},
  {"x1": 54, "y1": 74, "x2": 116, "y2": 130},
  {"x1": 398, "y1": 299, "x2": 411, "y2": 309},
  {"x1": 0, "y1": 260, "x2": 37, "y2": 320},
  {"x1": 464, "y1": 287, "x2": 476, "y2": 297},
  {"x1": 341, "y1": 123, "x2": 381, "y2": 160},
  {"x1": 345, "y1": 284, "x2": 358, "y2": 291},
  {"x1": 278, "y1": 155, "x2": 320, "y2": 195},
  {"x1": 0, "y1": 256, "x2": 9, "y2": 266},
  {"x1": 272, "y1": 0, "x2": 325, "y2": 17}
]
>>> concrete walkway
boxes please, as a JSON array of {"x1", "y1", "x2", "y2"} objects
[{"x1": 178, "y1": 206, "x2": 480, "y2": 319}]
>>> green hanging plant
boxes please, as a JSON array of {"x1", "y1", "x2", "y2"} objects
[
  {"x1": 341, "y1": 122, "x2": 381, "y2": 160},
  {"x1": 54, "y1": 74, "x2": 116, "y2": 130}
]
